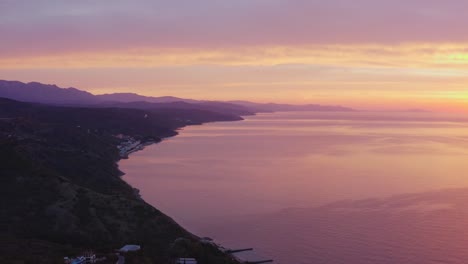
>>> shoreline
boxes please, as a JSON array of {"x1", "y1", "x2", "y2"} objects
[
  {"x1": 119, "y1": 140, "x2": 157, "y2": 159},
  {"x1": 116, "y1": 119, "x2": 262, "y2": 264},
  {"x1": 0, "y1": 96, "x2": 256, "y2": 263}
]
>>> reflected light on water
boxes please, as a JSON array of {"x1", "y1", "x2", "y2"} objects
[{"x1": 120, "y1": 111, "x2": 468, "y2": 263}]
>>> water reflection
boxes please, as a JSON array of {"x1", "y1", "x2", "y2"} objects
[
  {"x1": 207, "y1": 188, "x2": 468, "y2": 264},
  {"x1": 120, "y1": 111, "x2": 468, "y2": 263}
]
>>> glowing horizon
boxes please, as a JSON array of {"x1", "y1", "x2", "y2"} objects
[{"x1": 1, "y1": 1, "x2": 468, "y2": 112}]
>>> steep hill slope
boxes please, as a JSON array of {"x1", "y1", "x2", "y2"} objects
[{"x1": 0, "y1": 98, "x2": 240, "y2": 263}]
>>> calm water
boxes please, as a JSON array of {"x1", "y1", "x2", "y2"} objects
[{"x1": 120, "y1": 111, "x2": 468, "y2": 264}]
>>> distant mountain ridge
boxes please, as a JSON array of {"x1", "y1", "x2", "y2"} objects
[
  {"x1": 0, "y1": 80, "x2": 355, "y2": 112},
  {"x1": 0, "y1": 80, "x2": 254, "y2": 116},
  {"x1": 95, "y1": 93, "x2": 198, "y2": 104},
  {"x1": 99, "y1": 101, "x2": 255, "y2": 116},
  {"x1": 0, "y1": 80, "x2": 97, "y2": 105}
]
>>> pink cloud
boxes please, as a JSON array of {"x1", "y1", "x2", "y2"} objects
[{"x1": 1, "y1": 0, "x2": 468, "y2": 56}]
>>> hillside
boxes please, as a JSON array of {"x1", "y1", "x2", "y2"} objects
[{"x1": 0, "y1": 98, "x2": 241, "y2": 263}]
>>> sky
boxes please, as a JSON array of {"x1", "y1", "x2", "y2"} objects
[{"x1": 1, "y1": 0, "x2": 468, "y2": 111}]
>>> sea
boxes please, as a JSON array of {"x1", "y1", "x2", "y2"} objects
[{"x1": 120, "y1": 111, "x2": 468, "y2": 264}]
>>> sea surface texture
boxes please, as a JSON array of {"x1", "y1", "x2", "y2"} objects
[{"x1": 120, "y1": 111, "x2": 468, "y2": 264}]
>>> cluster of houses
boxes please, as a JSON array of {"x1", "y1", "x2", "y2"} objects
[
  {"x1": 176, "y1": 258, "x2": 197, "y2": 264},
  {"x1": 63, "y1": 245, "x2": 142, "y2": 264},
  {"x1": 64, "y1": 251, "x2": 97, "y2": 264},
  {"x1": 62, "y1": 240, "x2": 272, "y2": 264},
  {"x1": 115, "y1": 134, "x2": 143, "y2": 158},
  {"x1": 62, "y1": 243, "x2": 201, "y2": 264}
]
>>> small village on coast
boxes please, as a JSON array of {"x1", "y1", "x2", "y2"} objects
[
  {"x1": 116, "y1": 134, "x2": 156, "y2": 159},
  {"x1": 63, "y1": 237, "x2": 273, "y2": 264}
]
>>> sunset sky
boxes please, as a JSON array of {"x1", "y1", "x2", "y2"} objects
[{"x1": 1, "y1": 0, "x2": 468, "y2": 111}]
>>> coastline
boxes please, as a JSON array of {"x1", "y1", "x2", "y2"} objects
[
  {"x1": 0, "y1": 92, "x2": 256, "y2": 263},
  {"x1": 119, "y1": 139, "x2": 157, "y2": 159},
  {"x1": 116, "y1": 120, "x2": 256, "y2": 264}
]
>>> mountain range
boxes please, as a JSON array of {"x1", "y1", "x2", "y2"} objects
[{"x1": 0, "y1": 80, "x2": 354, "y2": 113}]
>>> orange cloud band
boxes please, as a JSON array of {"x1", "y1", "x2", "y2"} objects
[{"x1": 2, "y1": 43, "x2": 468, "y2": 70}]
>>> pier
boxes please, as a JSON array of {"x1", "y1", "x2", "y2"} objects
[
  {"x1": 223, "y1": 246, "x2": 273, "y2": 264},
  {"x1": 225, "y1": 248, "x2": 253, "y2": 254}
]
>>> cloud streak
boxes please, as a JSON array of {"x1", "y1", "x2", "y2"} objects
[
  {"x1": 2, "y1": 0, "x2": 468, "y2": 55},
  {"x1": 1, "y1": 0, "x2": 468, "y2": 112},
  {"x1": 2, "y1": 44, "x2": 468, "y2": 70}
]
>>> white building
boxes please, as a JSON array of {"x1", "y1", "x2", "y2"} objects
[
  {"x1": 119, "y1": 245, "x2": 141, "y2": 253},
  {"x1": 176, "y1": 258, "x2": 197, "y2": 264}
]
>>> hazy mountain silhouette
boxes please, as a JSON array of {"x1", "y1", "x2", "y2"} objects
[
  {"x1": 0, "y1": 80, "x2": 98, "y2": 105},
  {"x1": 0, "y1": 80, "x2": 195, "y2": 105},
  {"x1": 0, "y1": 80, "x2": 355, "y2": 113},
  {"x1": 95, "y1": 93, "x2": 198, "y2": 104},
  {"x1": 100, "y1": 101, "x2": 254, "y2": 116}
]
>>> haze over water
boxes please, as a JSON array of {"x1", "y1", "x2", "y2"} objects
[{"x1": 121, "y1": 111, "x2": 468, "y2": 264}]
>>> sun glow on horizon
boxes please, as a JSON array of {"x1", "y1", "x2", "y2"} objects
[
  {"x1": 3, "y1": 43, "x2": 468, "y2": 69},
  {"x1": 2, "y1": 1, "x2": 468, "y2": 113},
  {"x1": 2, "y1": 43, "x2": 468, "y2": 113}
]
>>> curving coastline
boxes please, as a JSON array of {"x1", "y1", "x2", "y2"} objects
[
  {"x1": 0, "y1": 97, "x2": 245, "y2": 263},
  {"x1": 118, "y1": 118, "x2": 276, "y2": 264}
]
